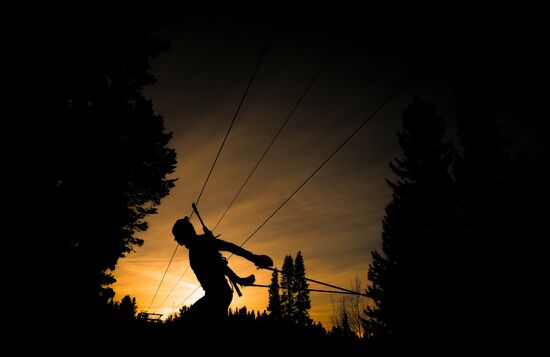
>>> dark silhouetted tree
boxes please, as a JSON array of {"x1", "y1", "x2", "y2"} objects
[
  {"x1": 293, "y1": 251, "x2": 311, "y2": 325},
  {"x1": 267, "y1": 269, "x2": 281, "y2": 320},
  {"x1": 117, "y1": 295, "x2": 138, "y2": 321},
  {"x1": 363, "y1": 250, "x2": 389, "y2": 343},
  {"x1": 364, "y1": 98, "x2": 456, "y2": 352},
  {"x1": 32, "y1": 10, "x2": 177, "y2": 324},
  {"x1": 280, "y1": 255, "x2": 295, "y2": 321}
]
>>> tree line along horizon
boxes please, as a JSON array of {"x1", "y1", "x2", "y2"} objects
[{"x1": 31, "y1": 15, "x2": 543, "y2": 353}]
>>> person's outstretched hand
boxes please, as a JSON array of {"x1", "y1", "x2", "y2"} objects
[
  {"x1": 237, "y1": 274, "x2": 256, "y2": 286},
  {"x1": 254, "y1": 255, "x2": 273, "y2": 268}
]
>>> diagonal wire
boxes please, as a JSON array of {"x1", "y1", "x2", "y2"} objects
[
  {"x1": 189, "y1": 28, "x2": 275, "y2": 221},
  {"x1": 146, "y1": 30, "x2": 274, "y2": 312},
  {"x1": 212, "y1": 50, "x2": 335, "y2": 232},
  {"x1": 175, "y1": 76, "x2": 407, "y2": 310},
  {"x1": 260, "y1": 266, "x2": 367, "y2": 296},
  {"x1": 250, "y1": 284, "x2": 368, "y2": 297},
  {"x1": 147, "y1": 245, "x2": 179, "y2": 311},
  {"x1": 155, "y1": 265, "x2": 191, "y2": 311},
  {"x1": 229, "y1": 76, "x2": 410, "y2": 255},
  {"x1": 178, "y1": 285, "x2": 202, "y2": 309},
  {"x1": 158, "y1": 45, "x2": 332, "y2": 312}
]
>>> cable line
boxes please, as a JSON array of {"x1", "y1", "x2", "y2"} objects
[
  {"x1": 178, "y1": 285, "x2": 201, "y2": 309},
  {"x1": 261, "y1": 266, "x2": 367, "y2": 296},
  {"x1": 146, "y1": 30, "x2": 274, "y2": 312},
  {"x1": 175, "y1": 76, "x2": 408, "y2": 311},
  {"x1": 155, "y1": 265, "x2": 191, "y2": 311},
  {"x1": 178, "y1": 266, "x2": 367, "y2": 311},
  {"x1": 147, "y1": 244, "x2": 178, "y2": 311},
  {"x1": 158, "y1": 51, "x2": 334, "y2": 311},
  {"x1": 190, "y1": 30, "x2": 274, "y2": 220},
  {"x1": 250, "y1": 284, "x2": 367, "y2": 297},
  {"x1": 230, "y1": 77, "x2": 410, "y2": 255},
  {"x1": 212, "y1": 50, "x2": 334, "y2": 232}
]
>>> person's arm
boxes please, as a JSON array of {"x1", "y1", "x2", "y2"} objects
[
  {"x1": 224, "y1": 265, "x2": 240, "y2": 281},
  {"x1": 214, "y1": 239, "x2": 273, "y2": 267},
  {"x1": 214, "y1": 239, "x2": 255, "y2": 261},
  {"x1": 225, "y1": 265, "x2": 255, "y2": 286}
]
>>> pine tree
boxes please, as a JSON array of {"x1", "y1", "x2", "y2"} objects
[
  {"x1": 267, "y1": 269, "x2": 281, "y2": 320},
  {"x1": 117, "y1": 295, "x2": 138, "y2": 321},
  {"x1": 364, "y1": 98, "x2": 456, "y2": 352},
  {"x1": 293, "y1": 251, "x2": 311, "y2": 325},
  {"x1": 280, "y1": 255, "x2": 295, "y2": 321}
]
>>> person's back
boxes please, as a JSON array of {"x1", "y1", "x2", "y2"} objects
[
  {"x1": 186, "y1": 235, "x2": 229, "y2": 291},
  {"x1": 184, "y1": 234, "x2": 233, "y2": 321}
]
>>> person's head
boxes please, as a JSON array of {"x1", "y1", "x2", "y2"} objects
[{"x1": 172, "y1": 216, "x2": 196, "y2": 245}]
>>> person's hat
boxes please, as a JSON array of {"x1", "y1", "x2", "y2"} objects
[{"x1": 172, "y1": 216, "x2": 196, "y2": 238}]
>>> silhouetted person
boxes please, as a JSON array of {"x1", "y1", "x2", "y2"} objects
[{"x1": 172, "y1": 217, "x2": 273, "y2": 324}]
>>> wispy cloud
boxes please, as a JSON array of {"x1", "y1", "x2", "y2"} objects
[{"x1": 113, "y1": 32, "x2": 457, "y2": 328}]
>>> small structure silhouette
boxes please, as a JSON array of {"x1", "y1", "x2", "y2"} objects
[{"x1": 137, "y1": 312, "x2": 163, "y2": 323}]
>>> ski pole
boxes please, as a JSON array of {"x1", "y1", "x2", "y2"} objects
[{"x1": 192, "y1": 203, "x2": 207, "y2": 230}]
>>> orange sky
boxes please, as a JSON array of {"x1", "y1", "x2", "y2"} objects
[{"x1": 111, "y1": 13, "x2": 458, "y2": 328}]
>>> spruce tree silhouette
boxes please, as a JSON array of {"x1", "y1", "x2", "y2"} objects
[
  {"x1": 267, "y1": 269, "x2": 282, "y2": 321},
  {"x1": 293, "y1": 251, "x2": 312, "y2": 326},
  {"x1": 364, "y1": 98, "x2": 457, "y2": 353},
  {"x1": 280, "y1": 255, "x2": 295, "y2": 321}
]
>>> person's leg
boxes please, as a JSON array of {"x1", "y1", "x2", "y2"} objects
[
  {"x1": 181, "y1": 283, "x2": 232, "y2": 323},
  {"x1": 205, "y1": 283, "x2": 233, "y2": 322},
  {"x1": 179, "y1": 295, "x2": 208, "y2": 324},
  {"x1": 220, "y1": 283, "x2": 233, "y2": 315}
]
